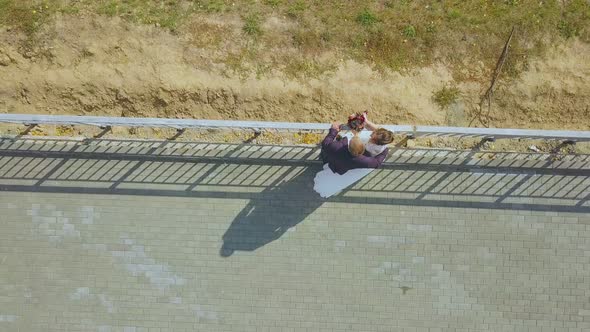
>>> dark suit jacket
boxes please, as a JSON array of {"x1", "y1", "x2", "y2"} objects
[{"x1": 321, "y1": 128, "x2": 389, "y2": 175}]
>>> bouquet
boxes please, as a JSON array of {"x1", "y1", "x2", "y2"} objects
[{"x1": 347, "y1": 112, "x2": 366, "y2": 131}]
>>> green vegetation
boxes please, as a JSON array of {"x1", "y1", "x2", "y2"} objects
[
  {"x1": 433, "y1": 86, "x2": 461, "y2": 109},
  {"x1": 286, "y1": 0, "x2": 306, "y2": 19},
  {"x1": 284, "y1": 58, "x2": 336, "y2": 79},
  {"x1": 0, "y1": 0, "x2": 589, "y2": 78},
  {"x1": 356, "y1": 9, "x2": 378, "y2": 27},
  {"x1": 402, "y1": 25, "x2": 417, "y2": 39},
  {"x1": 0, "y1": 0, "x2": 54, "y2": 37},
  {"x1": 264, "y1": 0, "x2": 281, "y2": 8},
  {"x1": 205, "y1": 0, "x2": 225, "y2": 13},
  {"x1": 95, "y1": 0, "x2": 187, "y2": 30},
  {"x1": 243, "y1": 14, "x2": 262, "y2": 37}
]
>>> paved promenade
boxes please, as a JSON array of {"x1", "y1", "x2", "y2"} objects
[{"x1": 1, "y1": 136, "x2": 590, "y2": 332}]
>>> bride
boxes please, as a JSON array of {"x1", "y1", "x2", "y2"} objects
[{"x1": 314, "y1": 113, "x2": 394, "y2": 198}]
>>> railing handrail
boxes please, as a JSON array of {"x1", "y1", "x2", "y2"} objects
[{"x1": 0, "y1": 113, "x2": 589, "y2": 140}]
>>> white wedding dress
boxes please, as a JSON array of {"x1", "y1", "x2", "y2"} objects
[{"x1": 314, "y1": 130, "x2": 386, "y2": 198}]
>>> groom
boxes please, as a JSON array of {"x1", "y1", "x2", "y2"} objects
[{"x1": 321, "y1": 122, "x2": 389, "y2": 174}]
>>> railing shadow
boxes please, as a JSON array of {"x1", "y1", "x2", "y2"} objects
[{"x1": 1, "y1": 137, "x2": 590, "y2": 256}]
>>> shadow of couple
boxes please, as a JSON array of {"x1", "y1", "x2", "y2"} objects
[{"x1": 220, "y1": 166, "x2": 324, "y2": 257}]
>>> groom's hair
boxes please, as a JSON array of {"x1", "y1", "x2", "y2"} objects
[{"x1": 349, "y1": 136, "x2": 365, "y2": 157}]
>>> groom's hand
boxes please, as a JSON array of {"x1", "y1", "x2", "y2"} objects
[{"x1": 331, "y1": 122, "x2": 341, "y2": 131}]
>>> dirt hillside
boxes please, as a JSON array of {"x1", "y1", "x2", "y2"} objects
[{"x1": 0, "y1": 14, "x2": 589, "y2": 130}]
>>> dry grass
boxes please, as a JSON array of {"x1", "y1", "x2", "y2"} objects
[{"x1": 1, "y1": 0, "x2": 589, "y2": 79}]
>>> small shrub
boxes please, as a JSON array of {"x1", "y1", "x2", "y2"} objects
[
  {"x1": 158, "y1": 13, "x2": 181, "y2": 31},
  {"x1": 402, "y1": 25, "x2": 416, "y2": 38},
  {"x1": 56, "y1": 125, "x2": 75, "y2": 136},
  {"x1": 243, "y1": 14, "x2": 262, "y2": 37},
  {"x1": 264, "y1": 0, "x2": 281, "y2": 8},
  {"x1": 447, "y1": 9, "x2": 461, "y2": 20},
  {"x1": 426, "y1": 22, "x2": 436, "y2": 33},
  {"x1": 557, "y1": 20, "x2": 577, "y2": 39},
  {"x1": 356, "y1": 9, "x2": 378, "y2": 27},
  {"x1": 433, "y1": 86, "x2": 461, "y2": 109},
  {"x1": 294, "y1": 132, "x2": 322, "y2": 144}
]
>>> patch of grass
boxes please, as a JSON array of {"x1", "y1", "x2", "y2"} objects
[
  {"x1": 1, "y1": 0, "x2": 589, "y2": 80},
  {"x1": 59, "y1": 6, "x2": 80, "y2": 15},
  {"x1": 0, "y1": 0, "x2": 60, "y2": 51},
  {"x1": 383, "y1": 1, "x2": 394, "y2": 9},
  {"x1": 95, "y1": 0, "x2": 190, "y2": 31},
  {"x1": 224, "y1": 47, "x2": 259, "y2": 78},
  {"x1": 433, "y1": 86, "x2": 461, "y2": 109},
  {"x1": 0, "y1": 0, "x2": 49, "y2": 37},
  {"x1": 292, "y1": 28, "x2": 328, "y2": 53},
  {"x1": 286, "y1": 0, "x2": 306, "y2": 19},
  {"x1": 501, "y1": 39, "x2": 535, "y2": 78},
  {"x1": 356, "y1": 8, "x2": 378, "y2": 27},
  {"x1": 362, "y1": 29, "x2": 417, "y2": 71},
  {"x1": 205, "y1": 0, "x2": 225, "y2": 13},
  {"x1": 255, "y1": 63, "x2": 273, "y2": 79},
  {"x1": 284, "y1": 58, "x2": 334, "y2": 79},
  {"x1": 557, "y1": 20, "x2": 577, "y2": 39},
  {"x1": 187, "y1": 21, "x2": 229, "y2": 48},
  {"x1": 98, "y1": 0, "x2": 119, "y2": 16},
  {"x1": 264, "y1": 0, "x2": 281, "y2": 8},
  {"x1": 402, "y1": 25, "x2": 416, "y2": 38},
  {"x1": 243, "y1": 14, "x2": 262, "y2": 37},
  {"x1": 447, "y1": 9, "x2": 461, "y2": 20},
  {"x1": 157, "y1": 12, "x2": 182, "y2": 30},
  {"x1": 557, "y1": 0, "x2": 590, "y2": 40}
]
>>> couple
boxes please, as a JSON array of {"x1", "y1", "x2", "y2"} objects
[{"x1": 314, "y1": 113, "x2": 394, "y2": 198}]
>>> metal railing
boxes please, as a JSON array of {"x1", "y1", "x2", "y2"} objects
[{"x1": 0, "y1": 113, "x2": 589, "y2": 142}]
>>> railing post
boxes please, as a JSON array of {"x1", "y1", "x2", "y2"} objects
[
  {"x1": 483, "y1": 136, "x2": 496, "y2": 143},
  {"x1": 563, "y1": 139, "x2": 576, "y2": 145}
]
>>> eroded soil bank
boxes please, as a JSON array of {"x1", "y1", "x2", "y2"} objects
[{"x1": 0, "y1": 15, "x2": 589, "y2": 131}]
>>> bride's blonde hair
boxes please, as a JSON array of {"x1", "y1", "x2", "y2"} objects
[
  {"x1": 372, "y1": 128, "x2": 394, "y2": 145},
  {"x1": 348, "y1": 134, "x2": 365, "y2": 157}
]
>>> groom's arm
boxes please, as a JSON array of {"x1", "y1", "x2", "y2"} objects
[
  {"x1": 321, "y1": 128, "x2": 339, "y2": 148},
  {"x1": 354, "y1": 148, "x2": 389, "y2": 168},
  {"x1": 373, "y1": 147, "x2": 389, "y2": 167},
  {"x1": 322, "y1": 123, "x2": 341, "y2": 149}
]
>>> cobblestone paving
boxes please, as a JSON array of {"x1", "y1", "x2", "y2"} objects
[{"x1": 1, "y1": 137, "x2": 590, "y2": 332}]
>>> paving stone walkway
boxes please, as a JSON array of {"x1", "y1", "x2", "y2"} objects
[{"x1": 1, "y1": 137, "x2": 590, "y2": 332}]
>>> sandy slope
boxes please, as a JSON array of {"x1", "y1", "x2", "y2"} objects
[{"x1": 0, "y1": 15, "x2": 588, "y2": 130}]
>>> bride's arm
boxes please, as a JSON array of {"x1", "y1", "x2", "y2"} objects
[
  {"x1": 363, "y1": 111, "x2": 379, "y2": 131},
  {"x1": 364, "y1": 118, "x2": 379, "y2": 131}
]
